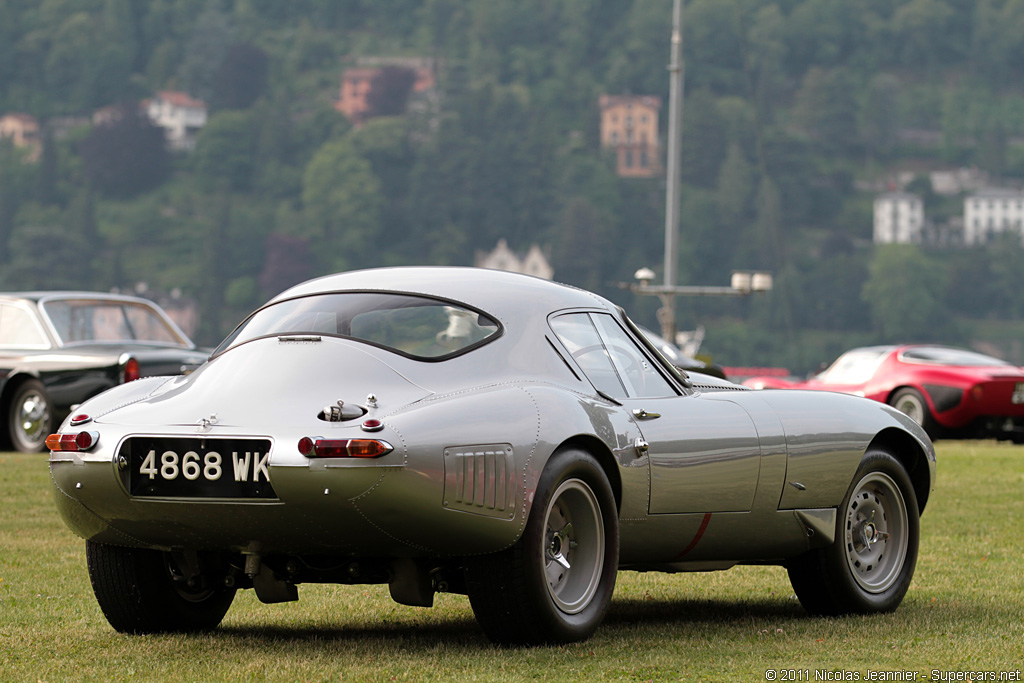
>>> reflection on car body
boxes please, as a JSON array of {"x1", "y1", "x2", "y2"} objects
[{"x1": 49, "y1": 267, "x2": 935, "y2": 645}]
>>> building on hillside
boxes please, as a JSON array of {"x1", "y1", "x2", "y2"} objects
[
  {"x1": 873, "y1": 192, "x2": 925, "y2": 244},
  {"x1": 0, "y1": 113, "x2": 41, "y2": 161},
  {"x1": 144, "y1": 91, "x2": 207, "y2": 151},
  {"x1": 598, "y1": 95, "x2": 661, "y2": 178},
  {"x1": 964, "y1": 188, "x2": 1024, "y2": 245},
  {"x1": 336, "y1": 58, "x2": 437, "y2": 124},
  {"x1": 475, "y1": 239, "x2": 554, "y2": 280}
]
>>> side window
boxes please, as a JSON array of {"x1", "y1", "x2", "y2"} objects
[
  {"x1": 0, "y1": 305, "x2": 49, "y2": 348},
  {"x1": 550, "y1": 312, "x2": 678, "y2": 399}
]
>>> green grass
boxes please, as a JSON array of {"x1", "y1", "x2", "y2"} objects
[{"x1": 1, "y1": 442, "x2": 1022, "y2": 682}]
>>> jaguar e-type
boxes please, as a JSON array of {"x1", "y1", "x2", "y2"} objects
[{"x1": 48, "y1": 267, "x2": 935, "y2": 645}]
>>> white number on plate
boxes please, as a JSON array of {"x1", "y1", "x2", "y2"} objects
[
  {"x1": 1013, "y1": 383, "x2": 1024, "y2": 405},
  {"x1": 139, "y1": 449, "x2": 268, "y2": 482}
]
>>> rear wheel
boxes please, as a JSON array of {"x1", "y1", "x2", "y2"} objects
[
  {"x1": 888, "y1": 388, "x2": 936, "y2": 437},
  {"x1": 465, "y1": 448, "x2": 619, "y2": 645},
  {"x1": 86, "y1": 541, "x2": 236, "y2": 633},
  {"x1": 8, "y1": 379, "x2": 52, "y2": 453},
  {"x1": 788, "y1": 450, "x2": 919, "y2": 615}
]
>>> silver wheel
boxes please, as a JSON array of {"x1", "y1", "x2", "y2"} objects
[
  {"x1": 9, "y1": 380, "x2": 52, "y2": 452},
  {"x1": 843, "y1": 471, "x2": 909, "y2": 593},
  {"x1": 542, "y1": 478, "x2": 605, "y2": 614},
  {"x1": 893, "y1": 392, "x2": 925, "y2": 424}
]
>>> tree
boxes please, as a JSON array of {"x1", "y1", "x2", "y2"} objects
[
  {"x1": 192, "y1": 110, "x2": 256, "y2": 191},
  {"x1": 300, "y1": 138, "x2": 384, "y2": 272},
  {"x1": 680, "y1": 90, "x2": 728, "y2": 188},
  {"x1": 861, "y1": 73, "x2": 901, "y2": 164},
  {"x1": 862, "y1": 246, "x2": 949, "y2": 341},
  {"x1": 210, "y1": 43, "x2": 269, "y2": 112},
  {"x1": 791, "y1": 67, "x2": 860, "y2": 155},
  {"x1": 716, "y1": 143, "x2": 755, "y2": 229},
  {"x1": 79, "y1": 104, "x2": 170, "y2": 198},
  {"x1": 1, "y1": 219, "x2": 89, "y2": 290},
  {"x1": 176, "y1": 1, "x2": 234, "y2": 104},
  {"x1": 550, "y1": 197, "x2": 609, "y2": 293},
  {"x1": 259, "y1": 233, "x2": 314, "y2": 299},
  {"x1": 366, "y1": 66, "x2": 417, "y2": 118}
]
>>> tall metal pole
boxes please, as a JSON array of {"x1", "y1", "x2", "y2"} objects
[{"x1": 660, "y1": 0, "x2": 685, "y2": 343}]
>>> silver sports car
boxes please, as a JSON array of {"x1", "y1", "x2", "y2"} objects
[{"x1": 49, "y1": 267, "x2": 935, "y2": 645}]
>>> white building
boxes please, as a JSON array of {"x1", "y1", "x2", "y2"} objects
[
  {"x1": 873, "y1": 192, "x2": 924, "y2": 244},
  {"x1": 475, "y1": 239, "x2": 554, "y2": 280},
  {"x1": 964, "y1": 188, "x2": 1024, "y2": 245},
  {"x1": 145, "y1": 91, "x2": 207, "y2": 151}
]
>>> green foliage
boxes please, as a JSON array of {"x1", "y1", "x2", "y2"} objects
[
  {"x1": 301, "y1": 137, "x2": 384, "y2": 272},
  {"x1": 862, "y1": 245, "x2": 951, "y2": 341},
  {"x1": 193, "y1": 110, "x2": 256, "y2": 191},
  {"x1": 79, "y1": 105, "x2": 170, "y2": 198},
  {"x1": 2, "y1": 0, "x2": 1024, "y2": 352}
]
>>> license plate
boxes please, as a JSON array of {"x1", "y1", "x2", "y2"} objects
[
  {"x1": 122, "y1": 437, "x2": 276, "y2": 499},
  {"x1": 1014, "y1": 383, "x2": 1024, "y2": 405}
]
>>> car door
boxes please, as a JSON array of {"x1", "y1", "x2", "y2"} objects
[{"x1": 549, "y1": 311, "x2": 761, "y2": 514}]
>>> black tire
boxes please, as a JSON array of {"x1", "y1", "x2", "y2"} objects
[
  {"x1": 888, "y1": 388, "x2": 937, "y2": 437},
  {"x1": 787, "y1": 450, "x2": 920, "y2": 616},
  {"x1": 86, "y1": 541, "x2": 236, "y2": 634},
  {"x1": 465, "y1": 448, "x2": 619, "y2": 646},
  {"x1": 7, "y1": 379, "x2": 52, "y2": 453}
]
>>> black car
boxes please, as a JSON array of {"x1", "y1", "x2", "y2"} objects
[{"x1": 1, "y1": 292, "x2": 208, "y2": 452}]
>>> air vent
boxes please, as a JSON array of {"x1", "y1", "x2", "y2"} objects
[{"x1": 443, "y1": 444, "x2": 517, "y2": 519}]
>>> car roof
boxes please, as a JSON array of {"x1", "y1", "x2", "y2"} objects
[
  {"x1": 0, "y1": 291, "x2": 160, "y2": 305},
  {"x1": 270, "y1": 267, "x2": 617, "y2": 323}
]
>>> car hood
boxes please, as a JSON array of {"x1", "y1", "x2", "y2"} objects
[{"x1": 77, "y1": 337, "x2": 435, "y2": 428}]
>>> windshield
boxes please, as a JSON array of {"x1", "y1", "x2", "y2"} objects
[
  {"x1": 42, "y1": 299, "x2": 188, "y2": 347},
  {"x1": 214, "y1": 292, "x2": 501, "y2": 361},
  {"x1": 819, "y1": 347, "x2": 893, "y2": 384}
]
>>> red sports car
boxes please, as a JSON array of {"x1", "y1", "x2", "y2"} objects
[{"x1": 744, "y1": 345, "x2": 1024, "y2": 441}]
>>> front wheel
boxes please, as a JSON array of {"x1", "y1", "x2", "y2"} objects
[
  {"x1": 86, "y1": 541, "x2": 236, "y2": 633},
  {"x1": 787, "y1": 450, "x2": 919, "y2": 616},
  {"x1": 465, "y1": 448, "x2": 619, "y2": 645}
]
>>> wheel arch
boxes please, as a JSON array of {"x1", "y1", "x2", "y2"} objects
[
  {"x1": 551, "y1": 434, "x2": 622, "y2": 514},
  {"x1": 866, "y1": 427, "x2": 932, "y2": 513},
  {"x1": 886, "y1": 384, "x2": 930, "y2": 409},
  {"x1": 0, "y1": 372, "x2": 40, "y2": 444}
]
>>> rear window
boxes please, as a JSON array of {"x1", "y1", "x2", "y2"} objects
[
  {"x1": 214, "y1": 292, "x2": 501, "y2": 361},
  {"x1": 42, "y1": 299, "x2": 187, "y2": 347},
  {"x1": 900, "y1": 346, "x2": 1009, "y2": 367}
]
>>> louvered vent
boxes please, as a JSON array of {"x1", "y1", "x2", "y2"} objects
[{"x1": 443, "y1": 444, "x2": 516, "y2": 519}]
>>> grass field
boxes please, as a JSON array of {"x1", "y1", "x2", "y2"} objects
[{"x1": 1, "y1": 441, "x2": 1022, "y2": 682}]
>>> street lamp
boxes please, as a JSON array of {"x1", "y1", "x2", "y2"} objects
[{"x1": 621, "y1": 269, "x2": 773, "y2": 345}]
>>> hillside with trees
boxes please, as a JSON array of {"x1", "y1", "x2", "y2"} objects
[{"x1": 2, "y1": 0, "x2": 1024, "y2": 371}]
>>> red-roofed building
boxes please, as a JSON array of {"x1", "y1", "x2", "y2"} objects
[
  {"x1": 336, "y1": 58, "x2": 436, "y2": 124},
  {"x1": 144, "y1": 91, "x2": 207, "y2": 151}
]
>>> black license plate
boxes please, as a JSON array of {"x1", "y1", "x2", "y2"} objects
[{"x1": 122, "y1": 437, "x2": 276, "y2": 499}]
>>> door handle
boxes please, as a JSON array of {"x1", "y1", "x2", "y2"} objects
[{"x1": 632, "y1": 408, "x2": 661, "y2": 420}]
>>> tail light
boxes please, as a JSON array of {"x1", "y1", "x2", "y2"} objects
[
  {"x1": 46, "y1": 431, "x2": 99, "y2": 452},
  {"x1": 298, "y1": 437, "x2": 393, "y2": 459},
  {"x1": 121, "y1": 356, "x2": 140, "y2": 383}
]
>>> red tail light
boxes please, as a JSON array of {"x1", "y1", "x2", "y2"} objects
[
  {"x1": 122, "y1": 357, "x2": 141, "y2": 383},
  {"x1": 298, "y1": 437, "x2": 393, "y2": 459},
  {"x1": 46, "y1": 431, "x2": 99, "y2": 452}
]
